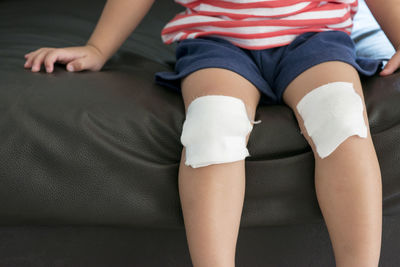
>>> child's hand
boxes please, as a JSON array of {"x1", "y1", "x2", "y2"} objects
[
  {"x1": 23, "y1": 44, "x2": 107, "y2": 73},
  {"x1": 379, "y1": 48, "x2": 400, "y2": 76}
]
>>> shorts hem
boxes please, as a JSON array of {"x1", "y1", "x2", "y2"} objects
[{"x1": 155, "y1": 59, "x2": 275, "y2": 101}]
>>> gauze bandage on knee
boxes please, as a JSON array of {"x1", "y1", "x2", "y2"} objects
[
  {"x1": 180, "y1": 95, "x2": 261, "y2": 168},
  {"x1": 296, "y1": 81, "x2": 367, "y2": 159}
]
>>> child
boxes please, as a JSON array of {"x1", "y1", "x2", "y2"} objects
[{"x1": 23, "y1": 0, "x2": 399, "y2": 266}]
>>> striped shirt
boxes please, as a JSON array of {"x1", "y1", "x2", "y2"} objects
[{"x1": 160, "y1": 0, "x2": 358, "y2": 50}]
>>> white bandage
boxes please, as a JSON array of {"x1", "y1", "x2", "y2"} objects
[
  {"x1": 180, "y1": 95, "x2": 261, "y2": 168},
  {"x1": 296, "y1": 81, "x2": 367, "y2": 159}
]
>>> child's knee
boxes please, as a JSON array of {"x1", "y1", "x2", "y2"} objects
[
  {"x1": 180, "y1": 94, "x2": 261, "y2": 168},
  {"x1": 295, "y1": 82, "x2": 368, "y2": 160}
]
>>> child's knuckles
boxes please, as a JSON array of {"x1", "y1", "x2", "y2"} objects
[{"x1": 57, "y1": 48, "x2": 68, "y2": 55}]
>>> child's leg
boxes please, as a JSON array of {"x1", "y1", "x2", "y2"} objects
[
  {"x1": 282, "y1": 61, "x2": 382, "y2": 267},
  {"x1": 179, "y1": 68, "x2": 261, "y2": 267}
]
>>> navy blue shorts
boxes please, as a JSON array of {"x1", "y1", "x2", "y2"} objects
[{"x1": 154, "y1": 30, "x2": 384, "y2": 105}]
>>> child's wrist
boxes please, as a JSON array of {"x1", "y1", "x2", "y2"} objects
[{"x1": 86, "y1": 42, "x2": 108, "y2": 61}]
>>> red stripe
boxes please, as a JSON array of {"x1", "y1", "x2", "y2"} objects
[{"x1": 161, "y1": 12, "x2": 351, "y2": 35}]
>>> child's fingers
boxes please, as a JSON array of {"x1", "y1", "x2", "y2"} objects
[
  {"x1": 24, "y1": 57, "x2": 32, "y2": 68},
  {"x1": 24, "y1": 50, "x2": 41, "y2": 68},
  {"x1": 380, "y1": 52, "x2": 400, "y2": 76},
  {"x1": 24, "y1": 55, "x2": 37, "y2": 68},
  {"x1": 66, "y1": 57, "x2": 87, "y2": 72},
  {"x1": 24, "y1": 48, "x2": 48, "y2": 68},
  {"x1": 48, "y1": 50, "x2": 85, "y2": 72},
  {"x1": 30, "y1": 51, "x2": 49, "y2": 72},
  {"x1": 43, "y1": 50, "x2": 62, "y2": 73},
  {"x1": 24, "y1": 47, "x2": 98, "y2": 73},
  {"x1": 24, "y1": 51, "x2": 34, "y2": 58}
]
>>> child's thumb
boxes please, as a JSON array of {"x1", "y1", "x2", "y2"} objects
[{"x1": 66, "y1": 59, "x2": 85, "y2": 72}]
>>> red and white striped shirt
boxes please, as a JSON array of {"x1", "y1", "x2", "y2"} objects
[{"x1": 161, "y1": 0, "x2": 358, "y2": 50}]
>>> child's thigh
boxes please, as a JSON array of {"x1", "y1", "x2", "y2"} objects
[
  {"x1": 282, "y1": 61, "x2": 371, "y2": 156},
  {"x1": 181, "y1": 67, "x2": 261, "y2": 124}
]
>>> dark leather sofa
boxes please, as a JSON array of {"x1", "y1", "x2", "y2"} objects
[{"x1": 1, "y1": 0, "x2": 400, "y2": 266}]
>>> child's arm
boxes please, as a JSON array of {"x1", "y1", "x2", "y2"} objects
[
  {"x1": 365, "y1": 0, "x2": 400, "y2": 76},
  {"x1": 86, "y1": 0, "x2": 155, "y2": 61},
  {"x1": 24, "y1": 0, "x2": 155, "y2": 73}
]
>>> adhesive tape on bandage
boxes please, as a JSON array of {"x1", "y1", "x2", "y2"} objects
[
  {"x1": 296, "y1": 82, "x2": 367, "y2": 159},
  {"x1": 180, "y1": 95, "x2": 262, "y2": 168}
]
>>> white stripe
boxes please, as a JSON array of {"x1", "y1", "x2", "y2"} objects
[
  {"x1": 242, "y1": 7, "x2": 348, "y2": 20},
  {"x1": 180, "y1": 25, "x2": 302, "y2": 34},
  {"x1": 161, "y1": 32, "x2": 174, "y2": 43},
  {"x1": 165, "y1": 15, "x2": 225, "y2": 29},
  {"x1": 218, "y1": 34, "x2": 298, "y2": 47},
  {"x1": 176, "y1": 0, "x2": 357, "y2": 4},
  {"x1": 173, "y1": 32, "x2": 186, "y2": 42},
  {"x1": 175, "y1": 0, "x2": 197, "y2": 4},
  {"x1": 192, "y1": 2, "x2": 312, "y2": 17},
  {"x1": 326, "y1": 17, "x2": 352, "y2": 28},
  {"x1": 209, "y1": 0, "x2": 295, "y2": 3},
  {"x1": 187, "y1": 32, "x2": 199, "y2": 38},
  {"x1": 162, "y1": 31, "x2": 187, "y2": 43},
  {"x1": 335, "y1": 0, "x2": 357, "y2": 4}
]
